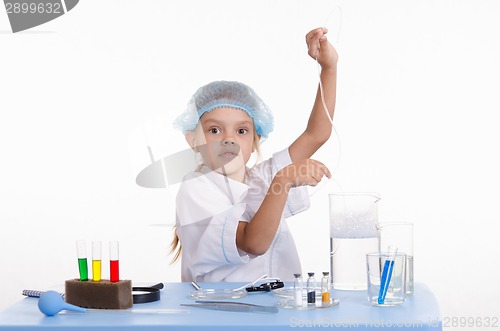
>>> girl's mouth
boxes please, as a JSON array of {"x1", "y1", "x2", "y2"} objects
[{"x1": 220, "y1": 152, "x2": 237, "y2": 159}]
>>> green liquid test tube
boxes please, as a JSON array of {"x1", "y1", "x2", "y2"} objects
[
  {"x1": 78, "y1": 258, "x2": 88, "y2": 280},
  {"x1": 76, "y1": 240, "x2": 88, "y2": 281}
]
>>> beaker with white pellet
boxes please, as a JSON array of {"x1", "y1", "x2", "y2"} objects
[{"x1": 329, "y1": 192, "x2": 380, "y2": 290}]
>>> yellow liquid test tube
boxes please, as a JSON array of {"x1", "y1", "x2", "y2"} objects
[
  {"x1": 92, "y1": 241, "x2": 102, "y2": 282},
  {"x1": 92, "y1": 260, "x2": 101, "y2": 281}
]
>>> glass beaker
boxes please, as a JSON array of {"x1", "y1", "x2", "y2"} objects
[
  {"x1": 366, "y1": 252, "x2": 407, "y2": 306},
  {"x1": 329, "y1": 192, "x2": 380, "y2": 290}
]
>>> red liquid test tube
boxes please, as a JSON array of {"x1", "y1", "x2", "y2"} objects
[{"x1": 109, "y1": 241, "x2": 119, "y2": 282}]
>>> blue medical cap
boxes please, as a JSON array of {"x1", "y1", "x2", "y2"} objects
[{"x1": 173, "y1": 81, "x2": 274, "y2": 139}]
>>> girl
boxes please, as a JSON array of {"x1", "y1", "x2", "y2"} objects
[{"x1": 172, "y1": 27, "x2": 338, "y2": 282}]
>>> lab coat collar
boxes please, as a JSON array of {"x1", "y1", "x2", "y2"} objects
[{"x1": 198, "y1": 165, "x2": 249, "y2": 204}]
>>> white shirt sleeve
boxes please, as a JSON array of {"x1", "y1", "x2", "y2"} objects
[
  {"x1": 270, "y1": 148, "x2": 311, "y2": 217},
  {"x1": 246, "y1": 148, "x2": 310, "y2": 219}
]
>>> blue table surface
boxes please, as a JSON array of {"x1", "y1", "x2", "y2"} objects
[{"x1": 0, "y1": 282, "x2": 441, "y2": 331}]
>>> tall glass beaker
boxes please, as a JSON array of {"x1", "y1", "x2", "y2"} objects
[{"x1": 329, "y1": 192, "x2": 380, "y2": 290}]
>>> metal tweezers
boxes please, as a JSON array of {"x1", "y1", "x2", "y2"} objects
[{"x1": 181, "y1": 300, "x2": 279, "y2": 314}]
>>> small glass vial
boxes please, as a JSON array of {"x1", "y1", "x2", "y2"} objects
[
  {"x1": 293, "y1": 273, "x2": 303, "y2": 306},
  {"x1": 321, "y1": 271, "x2": 331, "y2": 304},
  {"x1": 306, "y1": 272, "x2": 316, "y2": 304}
]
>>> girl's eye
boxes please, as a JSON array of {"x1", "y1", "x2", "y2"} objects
[
  {"x1": 209, "y1": 127, "x2": 221, "y2": 134},
  {"x1": 237, "y1": 128, "x2": 248, "y2": 134}
]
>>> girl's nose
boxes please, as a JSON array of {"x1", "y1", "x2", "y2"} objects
[{"x1": 222, "y1": 135, "x2": 235, "y2": 145}]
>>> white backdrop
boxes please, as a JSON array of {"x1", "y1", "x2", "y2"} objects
[{"x1": 1, "y1": 0, "x2": 499, "y2": 329}]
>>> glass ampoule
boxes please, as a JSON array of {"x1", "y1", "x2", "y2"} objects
[
  {"x1": 306, "y1": 272, "x2": 316, "y2": 305},
  {"x1": 321, "y1": 271, "x2": 331, "y2": 303},
  {"x1": 293, "y1": 273, "x2": 303, "y2": 306}
]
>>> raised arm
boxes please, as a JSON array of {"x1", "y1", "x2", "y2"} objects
[{"x1": 289, "y1": 27, "x2": 339, "y2": 162}]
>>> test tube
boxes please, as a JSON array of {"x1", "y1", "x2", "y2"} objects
[
  {"x1": 92, "y1": 241, "x2": 101, "y2": 282},
  {"x1": 76, "y1": 240, "x2": 88, "y2": 281},
  {"x1": 109, "y1": 241, "x2": 119, "y2": 282},
  {"x1": 293, "y1": 273, "x2": 303, "y2": 307},
  {"x1": 378, "y1": 246, "x2": 398, "y2": 304},
  {"x1": 321, "y1": 272, "x2": 331, "y2": 304},
  {"x1": 306, "y1": 272, "x2": 316, "y2": 305}
]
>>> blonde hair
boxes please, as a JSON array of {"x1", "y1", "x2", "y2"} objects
[{"x1": 169, "y1": 131, "x2": 261, "y2": 264}]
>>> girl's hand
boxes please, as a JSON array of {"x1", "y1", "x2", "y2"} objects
[
  {"x1": 275, "y1": 159, "x2": 331, "y2": 188},
  {"x1": 306, "y1": 27, "x2": 338, "y2": 70}
]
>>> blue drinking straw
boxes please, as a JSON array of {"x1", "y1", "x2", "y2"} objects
[{"x1": 378, "y1": 247, "x2": 398, "y2": 304}]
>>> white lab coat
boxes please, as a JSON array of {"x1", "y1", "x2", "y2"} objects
[{"x1": 175, "y1": 148, "x2": 310, "y2": 282}]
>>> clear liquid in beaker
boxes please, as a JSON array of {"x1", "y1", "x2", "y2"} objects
[{"x1": 330, "y1": 236, "x2": 378, "y2": 290}]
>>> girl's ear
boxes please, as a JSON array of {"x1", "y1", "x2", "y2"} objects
[
  {"x1": 185, "y1": 131, "x2": 197, "y2": 151},
  {"x1": 253, "y1": 134, "x2": 262, "y2": 152}
]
